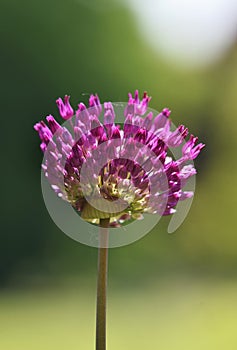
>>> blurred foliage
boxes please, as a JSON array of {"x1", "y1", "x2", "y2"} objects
[
  {"x1": 1, "y1": 278, "x2": 237, "y2": 349},
  {"x1": 0, "y1": 0, "x2": 237, "y2": 287}
]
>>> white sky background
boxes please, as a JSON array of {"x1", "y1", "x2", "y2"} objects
[{"x1": 124, "y1": 0, "x2": 237, "y2": 67}]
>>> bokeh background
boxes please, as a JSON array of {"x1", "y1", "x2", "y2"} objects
[{"x1": 1, "y1": 0, "x2": 237, "y2": 349}]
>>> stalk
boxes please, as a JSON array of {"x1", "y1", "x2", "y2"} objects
[{"x1": 96, "y1": 218, "x2": 110, "y2": 350}]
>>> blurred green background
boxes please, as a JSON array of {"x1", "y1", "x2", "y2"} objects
[{"x1": 1, "y1": 0, "x2": 237, "y2": 349}]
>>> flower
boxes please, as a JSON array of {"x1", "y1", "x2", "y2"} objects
[
  {"x1": 34, "y1": 90, "x2": 205, "y2": 227},
  {"x1": 56, "y1": 95, "x2": 74, "y2": 120}
]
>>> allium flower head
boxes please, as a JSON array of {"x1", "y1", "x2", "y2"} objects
[{"x1": 34, "y1": 90, "x2": 204, "y2": 227}]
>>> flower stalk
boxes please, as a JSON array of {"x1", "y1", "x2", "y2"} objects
[{"x1": 96, "y1": 218, "x2": 110, "y2": 350}]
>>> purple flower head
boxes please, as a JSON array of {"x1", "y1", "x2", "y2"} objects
[{"x1": 34, "y1": 91, "x2": 205, "y2": 227}]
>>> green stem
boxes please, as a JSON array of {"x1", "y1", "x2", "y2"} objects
[{"x1": 96, "y1": 218, "x2": 110, "y2": 350}]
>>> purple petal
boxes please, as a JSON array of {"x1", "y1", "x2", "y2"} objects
[
  {"x1": 56, "y1": 95, "x2": 74, "y2": 120},
  {"x1": 46, "y1": 115, "x2": 61, "y2": 134}
]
